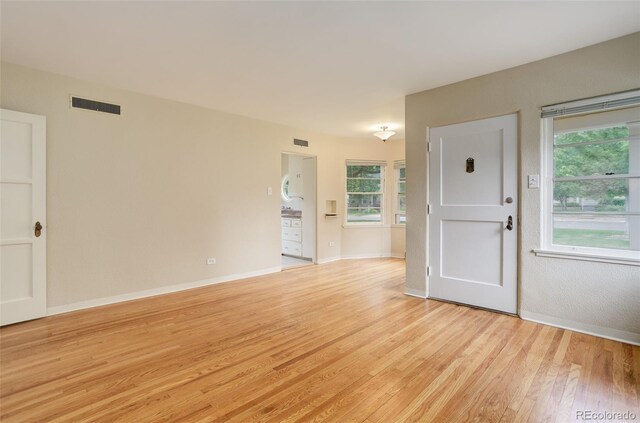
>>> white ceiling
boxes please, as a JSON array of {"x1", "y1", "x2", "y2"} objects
[{"x1": 1, "y1": 2, "x2": 639, "y2": 139}]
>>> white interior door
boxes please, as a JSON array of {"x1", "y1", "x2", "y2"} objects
[
  {"x1": 1, "y1": 109, "x2": 47, "y2": 325},
  {"x1": 428, "y1": 114, "x2": 518, "y2": 314}
]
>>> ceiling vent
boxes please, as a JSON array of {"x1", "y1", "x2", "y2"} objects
[
  {"x1": 293, "y1": 138, "x2": 309, "y2": 147},
  {"x1": 71, "y1": 96, "x2": 121, "y2": 115}
]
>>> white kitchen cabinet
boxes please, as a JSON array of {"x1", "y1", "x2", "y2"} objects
[
  {"x1": 281, "y1": 218, "x2": 303, "y2": 256},
  {"x1": 282, "y1": 227, "x2": 302, "y2": 242},
  {"x1": 281, "y1": 240, "x2": 302, "y2": 256}
]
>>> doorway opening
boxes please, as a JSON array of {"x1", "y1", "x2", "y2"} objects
[{"x1": 281, "y1": 153, "x2": 317, "y2": 269}]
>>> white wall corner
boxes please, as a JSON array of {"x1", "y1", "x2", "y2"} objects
[
  {"x1": 520, "y1": 310, "x2": 640, "y2": 346},
  {"x1": 47, "y1": 266, "x2": 282, "y2": 316}
]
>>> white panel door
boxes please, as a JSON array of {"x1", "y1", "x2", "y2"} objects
[
  {"x1": 1, "y1": 109, "x2": 47, "y2": 325},
  {"x1": 429, "y1": 114, "x2": 517, "y2": 314}
]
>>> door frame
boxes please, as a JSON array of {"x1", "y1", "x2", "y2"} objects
[
  {"x1": 425, "y1": 111, "x2": 522, "y2": 315},
  {"x1": 280, "y1": 150, "x2": 318, "y2": 266}
]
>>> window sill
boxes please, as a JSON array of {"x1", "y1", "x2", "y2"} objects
[
  {"x1": 391, "y1": 224, "x2": 406, "y2": 228},
  {"x1": 533, "y1": 249, "x2": 640, "y2": 266}
]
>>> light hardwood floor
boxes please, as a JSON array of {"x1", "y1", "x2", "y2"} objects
[{"x1": 1, "y1": 258, "x2": 638, "y2": 422}]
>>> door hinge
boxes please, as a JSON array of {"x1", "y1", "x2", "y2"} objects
[
  {"x1": 427, "y1": 142, "x2": 432, "y2": 152},
  {"x1": 427, "y1": 204, "x2": 431, "y2": 214},
  {"x1": 427, "y1": 266, "x2": 431, "y2": 276}
]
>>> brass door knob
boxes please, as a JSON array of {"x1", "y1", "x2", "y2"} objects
[{"x1": 34, "y1": 221, "x2": 42, "y2": 237}]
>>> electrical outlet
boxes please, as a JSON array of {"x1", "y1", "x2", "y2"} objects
[
  {"x1": 329, "y1": 241, "x2": 335, "y2": 247},
  {"x1": 528, "y1": 174, "x2": 540, "y2": 189},
  {"x1": 206, "y1": 258, "x2": 216, "y2": 265}
]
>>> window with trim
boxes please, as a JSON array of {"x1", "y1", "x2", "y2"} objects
[
  {"x1": 394, "y1": 161, "x2": 406, "y2": 224},
  {"x1": 346, "y1": 161, "x2": 385, "y2": 224},
  {"x1": 539, "y1": 91, "x2": 640, "y2": 264}
]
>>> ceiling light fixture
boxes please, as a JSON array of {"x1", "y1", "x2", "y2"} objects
[{"x1": 373, "y1": 126, "x2": 395, "y2": 142}]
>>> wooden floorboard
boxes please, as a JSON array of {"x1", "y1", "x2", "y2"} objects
[{"x1": 0, "y1": 258, "x2": 638, "y2": 422}]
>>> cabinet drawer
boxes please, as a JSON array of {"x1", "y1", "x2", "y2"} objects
[
  {"x1": 291, "y1": 219, "x2": 302, "y2": 228},
  {"x1": 281, "y1": 218, "x2": 292, "y2": 227},
  {"x1": 282, "y1": 240, "x2": 302, "y2": 255},
  {"x1": 281, "y1": 227, "x2": 302, "y2": 242}
]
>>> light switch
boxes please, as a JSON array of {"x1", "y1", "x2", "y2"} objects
[
  {"x1": 267, "y1": 186, "x2": 273, "y2": 195},
  {"x1": 528, "y1": 175, "x2": 540, "y2": 189}
]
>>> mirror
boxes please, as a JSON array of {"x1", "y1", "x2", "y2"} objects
[{"x1": 281, "y1": 174, "x2": 292, "y2": 202}]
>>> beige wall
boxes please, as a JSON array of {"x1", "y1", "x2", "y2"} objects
[
  {"x1": 405, "y1": 33, "x2": 640, "y2": 341},
  {"x1": 1, "y1": 62, "x2": 405, "y2": 309},
  {"x1": 339, "y1": 137, "x2": 406, "y2": 259}
]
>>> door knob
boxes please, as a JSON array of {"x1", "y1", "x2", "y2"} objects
[
  {"x1": 506, "y1": 216, "x2": 513, "y2": 231},
  {"x1": 34, "y1": 221, "x2": 42, "y2": 237},
  {"x1": 505, "y1": 197, "x2": 513, "y2": 204}
]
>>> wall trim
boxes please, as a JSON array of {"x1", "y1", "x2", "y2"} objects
[
  {"x1": 317, "y1": 256, "x2": 341, "y2": 264},
  {"x1": 47, "y1": 266, "x2": 282, "y2": 316},
  {"x1": 46, "y1": 256, "x2": 406, "y2": 316},
  {"x1": 404, "y1": 288, "x2": 427, "y2": 299},
  {"x1": 319, "y1": 254, "x2": 404, "y2": 263},
  {"x1": 520, "y1": 310, "x2": 640, "y2": 346},
  {"x1": 342, "y1": 253, "x2": 394, "y2": 260},
  {"x1": 46, "y1": 255, "x2": 409, "y2": 317}
]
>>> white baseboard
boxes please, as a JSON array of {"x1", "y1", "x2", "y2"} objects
[
  {"x1": 520, "y1": 310, "x2": 640, "y2": 346},
  {"x1": 404, "y1": 288, "x2": 427, "y2": 299},
  {"x1": 317, "y1": 256, "x2": 341, "y2": 264},
  {"x1": 47, "y1": 266, "x2": 282, "y2": 316},
  {"x1": 319, "y1": 254, "x2": 404, "y2": 263},
  {"x1": 341, "y1": 253, "x2": 391, "y2": 260},
  {"x1": 46, "y1": 255, "x2": 408, "y2": 317}
]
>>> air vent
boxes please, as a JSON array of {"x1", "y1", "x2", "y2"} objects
[
  {"x1": 71, "y1": 96, "x2": 121, "y2": 115},
  {"x1": 293, "y1": 138, "x2": 309, "y2": 147}
]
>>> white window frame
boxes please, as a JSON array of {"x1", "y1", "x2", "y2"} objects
[
  {"x1": 536, "y1": 91, "x2": 640, "y2": 266},
  {"x1": 345, "y1": 160, "x2": 386, "y2": 226},
  {"x1": 393, "y1": 160, "x2": 406, "y2": 226}
]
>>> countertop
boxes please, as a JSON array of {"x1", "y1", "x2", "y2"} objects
[{"x1": 281, "y1": 211, "x2": 302, "y2": 219}]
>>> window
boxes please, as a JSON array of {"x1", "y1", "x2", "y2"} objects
[
  {"x1": 394, "y1": 161, "x2": 406, "y2": 224},
  {"x1": 346, "y1": 161, "x2": 385, "y2": 224},
  {"x1": 539, "y1": 91, "x2": 640, "y2": 264}
]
